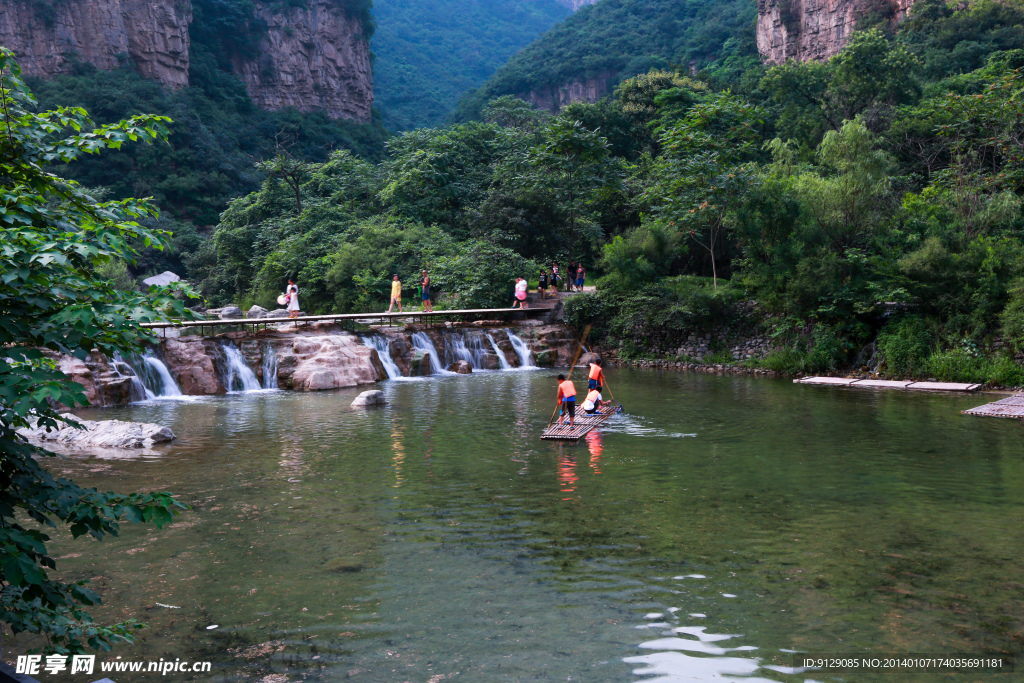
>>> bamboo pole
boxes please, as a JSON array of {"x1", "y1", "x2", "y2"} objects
[{"x1": 547, "y1": 324, "x2": 592, "y2": 428}]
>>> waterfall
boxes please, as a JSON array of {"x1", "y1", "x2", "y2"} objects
[
  {"x1": 262, "y1": 343, "x2": 279, "y2": 389},
  {"x1": 111, "y1": 352, "x2": 150, "y2": 402},
  {"x1": 411, "y1": 332, "x2": 448, "y2": 375},
  {"x1": 506, "y1": 329, "x2": 535, "y2": 368},
  {"x1": 220, "y1": 343, "x2": 262, "y2": 392},
  {"x1": 486, "y1": 333, "x2": 512, "y2": 370},
  {"x1": 143, "y1": 350, "x2": 182, "y2": 397},
  {"x1": 362, "y1": 335, "x2": 402, "y2": 380},
  {"x1": 443, "y1": 331, "x2": 489, "y2": 369}
]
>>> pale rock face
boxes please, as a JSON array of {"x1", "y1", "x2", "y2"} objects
[
  {"x1": 20, "y1": 417, "x2": 175, "y2": 450},
  {"x1": 555, "y1": 0, "x2": 600, "y2": 9},
  {"x1": 274, "y1": 334, "x2": 384, "y2": 391},
  {"x1": 161, "y1": 338, "x2": 227, "y2": 394},
  {"x1": 0, "y1": 0, "x2": 192, "y2": 88},
  {"x1": 351, "y1": 389, "x2": 387, "y2": 406},
  {"x1": 232, "y1": 0, "x2": 374, "y2": 121},
  {"x1": 757, "y1": 0, "x2": 916, "y2": 64},
  {"x1": 524, "y1": 71, "x2": 616, "y2": 113}
]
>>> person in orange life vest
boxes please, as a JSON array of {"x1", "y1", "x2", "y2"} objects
[
  {"x1": 588, "y1": 358, "x2": 604, "y2": 391},
  {"x1": 556, "y1": 374, "x2": 576, "y2": 427},
  {"x1": 582, "y1": 387, "x2": 603, "y2": 414}
]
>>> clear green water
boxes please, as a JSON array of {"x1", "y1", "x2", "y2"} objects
[{"x1": 11, "y1": 370, "x2": 1024, "y2": 682}]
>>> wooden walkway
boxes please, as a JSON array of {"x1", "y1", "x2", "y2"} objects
[
  {"x1": 795, "y1": 377, "x2": 981, "y2": 392},
  {"x1": 541, "y1": 404, "x2": 619, "y2": 441},
  {"x1": 962, "y1": 394, "x2": 1024, "y2": 420},
  {"x1": 140, "y1": 307, "x2": 532, "y2": 336}
]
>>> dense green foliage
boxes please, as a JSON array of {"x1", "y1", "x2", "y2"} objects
[
  {"x1": 372, "y1": 0, "x2": 570, "y2": 130},
  {"x1": 453, "y1": 0, "x2": 759, "y2": 120},
  {"x1": 0, "y1": 51, "x2": 189, "y2": 653}
]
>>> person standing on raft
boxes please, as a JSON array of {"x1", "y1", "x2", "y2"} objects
[
  {"x1": 588, "y1": 358, "x2": 604, "y2": 391},
  {"x1": 556, "y1": 374, "x2": 576, "y2": 427}
]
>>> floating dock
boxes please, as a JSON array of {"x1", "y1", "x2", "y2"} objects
[
  {"x1": 962, "y1": 394, "x2": 1024, "y2": 420},
  {"x1": 795, "y1": 377, "x2": 981, "y2": 392},
  {"x1": 541, "y1": 404, "x2": 619, "y2": 441}
]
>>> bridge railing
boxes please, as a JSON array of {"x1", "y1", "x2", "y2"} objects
[{"x1": 140, "y1": 307, "x2": 529, "y2": 336}]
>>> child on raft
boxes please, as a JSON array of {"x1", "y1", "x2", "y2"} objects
[
  {"x1": 582, "y1": 387, "x2": 603, "y2": 415},
  {"x1": 588, "y1": 358, "x2": 604, "y2": 391},
  {"x1": 556, "y1": 374, "x2": 576, "y2": 427}
]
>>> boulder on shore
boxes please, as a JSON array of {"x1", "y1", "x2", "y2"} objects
[
  {"x1": 578, "y1": 352, "x2": 600, "y2": 367},
  {"x1": 19, "y1": 417, "x2": 175, "y2": 450},
  {"x1": 448, "y1": 360, "x2": 473, "y2": 374},
  {"x1": 351, "y1": 390, "x2": 387, "y2": 407},
  {"x1": 246, "y1": 305, "x2": 268, "y2": 319},
  {"x1": 218, "y1": 306, "x2": 243, "y2": 320},
  {"x1": 266, "y1": 309, "x2": 291, "y2": 318}
]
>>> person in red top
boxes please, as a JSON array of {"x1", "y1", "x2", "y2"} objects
[
  {"x1": 556, "y1": 374, "x2": 577, "y2": 427},
  {"x1": 588, "y1": 358, "x2": 604, "y2": 391}
]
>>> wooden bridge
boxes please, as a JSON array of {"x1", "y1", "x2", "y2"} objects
[{"x1": 140, "y1": 306, "x2": 544, "y2": 336}]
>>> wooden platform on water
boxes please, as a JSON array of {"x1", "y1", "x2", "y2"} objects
[
  {"x1": 795, "y1": 377, "x2": 981, "y2": 392},
  {"x1": 962, "y1": 394, "x2": 1024, "y2": 420},
  {"x1": 541, "y1": 404, "x2": 619, "y2": 441}
]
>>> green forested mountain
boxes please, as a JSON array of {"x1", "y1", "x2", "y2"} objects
[
  {"x1": 453, "y1": 0, "x2": 760, "y2": 119},
  {"x1": 371, "y1": 0, "x2": 571, "y2": 130},
  {"x1": 187, "y1": 0, "x2": 1024, "y2": 386}
]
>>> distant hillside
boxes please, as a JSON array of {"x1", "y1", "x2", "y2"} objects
[
  {"x1": 371, "y1": 0, "x2": 572, "y2": 130},
  {"x1": 454, "y1": 0, "x2": 759, "y2": 118}
]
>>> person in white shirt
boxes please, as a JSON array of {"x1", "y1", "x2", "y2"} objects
[
  {"x1": 582, "y1": 388, "x2": 603, "y2": 414},
  {"x1": 512, "y1": 276, "x2": 529, "y2": 309}
]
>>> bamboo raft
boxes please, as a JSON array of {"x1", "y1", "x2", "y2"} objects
[
  {"x1": 962, "y1": 394, "x2": 1024, "y2": 420},
  {"x1": 541, "y1": 404, "x2": 620, "y2": 440}
]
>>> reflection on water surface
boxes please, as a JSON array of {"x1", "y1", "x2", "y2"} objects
[{"x1": 11, "y1": 369, "x2": 1024, "y2": 682}]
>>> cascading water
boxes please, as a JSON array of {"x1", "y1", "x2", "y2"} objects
[
  {"x1": 262, "y1": 343, "x2": 279, "y2": 389},
  {"x1": 443, "y1": 331, "x2": 490, "y2": 369},
  {"x1": 143, "y1": 350, "x2": 182, "y2": 397},
  {"x1": 506, "y1": 329, "x2": 535, "y2": 368},
  {"x1": 220, "y1": 343, "x2": 262, "y2": 392},
  {"x1": 111, "y1": 352, "x2": 150, "y2": 402},
  {"x1": 362, "y1": 335, "x2": 403, "y2": 380},
  {"x1": 411, "y1": 332, "x2": 448, "y2": 375},
  {"x1": 486, "y1": 333, "x2": 512, "y2": 370}
]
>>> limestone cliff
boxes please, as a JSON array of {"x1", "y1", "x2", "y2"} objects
[
  {"x1": 757, "y1": 0, "x2": 915, "y2": 63},
  {"x1": 0, "y1": 0, "x2": 192, "y2": 88},
  {"x1": 232, "y1": 0, "x2": 374, "y2": 122},
  {"x1": 0, "y1": 0, "x2": 373, "y2": 121},
  {"x1": 524, "y1": 71, "x2": 615, "y2": 112}
]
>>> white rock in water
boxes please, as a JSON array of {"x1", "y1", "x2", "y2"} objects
[
  {"x1": 351, "y1": 390, "x2": 387, "y2": 407},
  {"x1": 266, "y1": 309, "x2": 291, "y2": 318},
  {"x1": 218, "y1": 306, "x2": 243, "y2": 320},
  {"x1": 19, "y1": 417, "x2": 175, "y2": 450},
  {"x1": 246, "y1": 305, "x2": 268, "y2": 319}
]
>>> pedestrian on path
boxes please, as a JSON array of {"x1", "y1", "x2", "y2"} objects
[
  {"x1": 567, "y1": 261, "x2": 577, "y2": 291},
  {"x1": 286, "y1": 279, "x2": 300, "y2": 318},
  {"x1": 576, "y1": 264, "x2": 585, "y2": 290},
  {"x1": 387, "y1": 274, "x2": 403, "y2": 313},
  {"x1": 420, "y1": 270, "x2": 433, "y2": 312},
  {"x1": 538, "y1": 269, "x2": 549, "y2": 299},
  {"x1": 556, "y1": 374, "x2": 576, "y2": 427},
  {"x1": 551, "y1": 262, "x2": 560, "y2": 291},
  {"x1": 512, "y1": 276, "x2": 529, "y2": 309}
]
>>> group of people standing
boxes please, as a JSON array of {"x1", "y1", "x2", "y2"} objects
[
  {"x1": 537, "y1": 261, "x2": 586, "y2": 299},
  {"x1": 387, "y1": 270, "x2": 433, "y2": 313}
]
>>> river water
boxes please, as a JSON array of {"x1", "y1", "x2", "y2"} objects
[{"x1": 15, "y1": 370, "x2": 1024, "y2": 681}]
